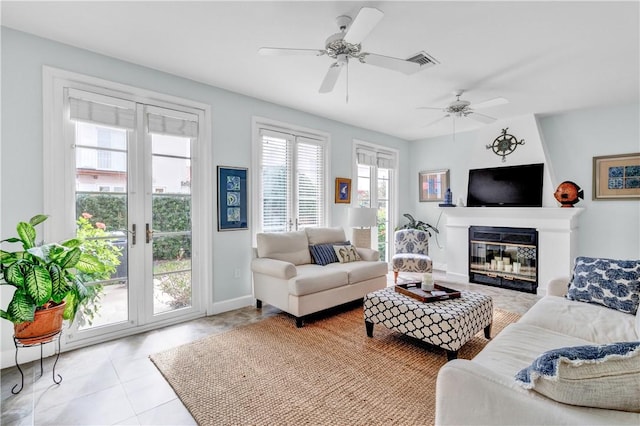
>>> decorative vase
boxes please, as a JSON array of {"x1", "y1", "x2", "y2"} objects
[{"x1": 14, "y1": 301, "x2": 66, "y2": 345}]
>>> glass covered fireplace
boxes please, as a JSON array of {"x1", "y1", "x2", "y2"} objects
[{"x1": 469, "y1": 226, "x2": 538, "y2": 294}]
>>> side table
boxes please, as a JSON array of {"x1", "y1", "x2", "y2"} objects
[{"x1": 12, "y1": 331, "x2": 63, "y2": 394}]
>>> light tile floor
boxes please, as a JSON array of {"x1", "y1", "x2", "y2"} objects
[{"x1": 1, "y1": 271, "x2": 540, "y2": 425}]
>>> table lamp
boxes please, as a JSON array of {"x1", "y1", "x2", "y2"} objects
[{"x1": 348, "y1": 207, "x2": 377, "y2": 249}]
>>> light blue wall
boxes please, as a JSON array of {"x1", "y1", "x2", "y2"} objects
[
  {"x1": 409, "y1": 131, "x2": 476, "y2": 267},
  {"x1": 539, "y1": 103, "x2": 640, "y2": 259},
  {"x1": 0, "y1": 27, "x2": 410, "y2": 306},
  {"x1": 410, "y1": 104, "x2": 640, "y2": 267}
]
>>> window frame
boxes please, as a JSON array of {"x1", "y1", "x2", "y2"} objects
[
  {"x1": 251, "y1": 116, "x2": 330, "y2": 242},
  {"x1": 352, "y1": 140, "x2": 398, "y2": 263}
]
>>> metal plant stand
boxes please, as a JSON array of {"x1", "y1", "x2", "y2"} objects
[{"x1": 12, "y1": 331, "x2": 63, "y2": 394}]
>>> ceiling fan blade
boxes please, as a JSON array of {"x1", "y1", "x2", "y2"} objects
[
  {"x1": 422, "y1": 115, "x2": 450, "y2": 128},
  {"x1": 259, "y1": 47, "x2": 325, "y2": 56},
  {"x1": 417, "y1": 106, "x2": 446, "y2": 111},
  {"x1": 468, "y1": 111, "x2": 497, "y2": 124},
  {"x1": 470, "y1": 97, "x2": 509, "y2": 109},
  {"x1": 361, "y1": 53, "x2": 420, "y2": 75},
  {"x1": 343, "y1": 7, "x2": 384, "y2": 44},
  {"x1": 319, "y1": 62, "x2": 343, "y2": 93}
]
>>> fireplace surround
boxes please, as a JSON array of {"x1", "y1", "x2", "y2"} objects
[
  {"x1": 443, "y1": 207, "x2": 583, "y2": 295},
  {"x1": 469, "y1": 226, "x2": 538, "y2": 293}
]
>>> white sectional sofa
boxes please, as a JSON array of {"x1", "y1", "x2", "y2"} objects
[
  {"x1": 436, "y1": 272, "x2": 640, "y2": 425},
  {"x1": 251, "y1": 227, "x2": 388, "y2": 327}
]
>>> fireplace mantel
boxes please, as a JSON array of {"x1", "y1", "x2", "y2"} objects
[{"x1": 442, "y1": 207, "x2": 584, "y2": 295}]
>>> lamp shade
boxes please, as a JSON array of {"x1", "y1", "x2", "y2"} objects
[{"x1": 348, "y1": 208, "x2": 377, "y2": 228}]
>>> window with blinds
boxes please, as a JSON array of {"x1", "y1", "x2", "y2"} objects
[{"x1": 257, "y1": 128, "x2": 327, "y2": 233}]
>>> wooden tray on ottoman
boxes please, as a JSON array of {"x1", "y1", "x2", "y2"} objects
[{"x1": 394, "y1": 282, "x2": 461, "y2": 303}]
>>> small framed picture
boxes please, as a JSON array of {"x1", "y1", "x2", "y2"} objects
[
  {"x1": 419, "y1": 169, "x2": 450, "y2": 202},
  {"x1": 593, "y1": 153, "x2": 640, "y2": 200},
  {"x1": 217, "y1": 166, "x2": 248, "y2": 231},
  {"x1": 335, "y1": 177, "x2": 351, "y2": 204}
]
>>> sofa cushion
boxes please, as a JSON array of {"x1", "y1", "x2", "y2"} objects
[
  {"x1": 333, "y1": 245, "x2": 361, "y2": 263},
  {"x1": 567, "y1": 257, "x2": 640, "y2": 315},
  {"x1": 515, "y1": 341, "x2": 640, "y2": 412},
  {"x1": 518, "y1": 296, "x2": 638, "y2": 343},
  {"x1": 288, "y1": 264, "x2": 348, "y2": 296},
  {"x1": 309, "y1": 241, "x2": 350, "y2": 266},
  {"x1": 473, "y1": 323, "x2": 595, "y2": 382},
  {"x1": 257, "y1": 231, "x2": 311, "y2": 265},
  {"x1": 392, "y1": 253, "x2": 432, "y2": 272},
  {"x1": 305, "y1": 227, "x2": 347, "y2": 245},
  {"x1": 325, "y1": 260, "x2": 388, "y2": 284}
]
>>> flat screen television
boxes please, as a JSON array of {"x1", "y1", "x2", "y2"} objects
[{"x1": 466, "y1": 163, "x2": 544, "y2": 207}]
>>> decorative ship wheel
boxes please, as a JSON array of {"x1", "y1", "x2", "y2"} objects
[{"x1": 486, "y1": 128, "x2": 525, "y2": 162}]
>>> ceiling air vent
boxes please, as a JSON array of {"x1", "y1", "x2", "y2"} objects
[{"x1": 406, "y1": 51, "x2": 439, "y2": 72}]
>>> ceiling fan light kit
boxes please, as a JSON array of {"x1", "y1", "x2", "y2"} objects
[{"x1": 259, "y1": 7, "x2": 437, "y2": 100}]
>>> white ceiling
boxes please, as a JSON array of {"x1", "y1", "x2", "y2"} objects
[{"x1": 2, "y1": 1, "x2": 639, "y2": 141}]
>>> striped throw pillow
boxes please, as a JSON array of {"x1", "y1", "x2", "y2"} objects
[{"x1": 309, "y1": 241, "x2": 350, "y2": 266}]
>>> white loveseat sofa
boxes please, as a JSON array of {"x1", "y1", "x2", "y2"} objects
[
  {"x1": 251, "y1": 227, "x2": 388, "y2": 327},
  {"x1": 436, "y1": 275, "x2": 640, "y2": 425}
]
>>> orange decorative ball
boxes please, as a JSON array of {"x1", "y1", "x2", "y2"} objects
[{"x1": 554, "y1": 181, "x2": 584, "y2": 207}]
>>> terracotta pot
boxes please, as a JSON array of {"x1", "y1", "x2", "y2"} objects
[{"x1": 14, "y1": 301, "x2": 66, "y2": 345}]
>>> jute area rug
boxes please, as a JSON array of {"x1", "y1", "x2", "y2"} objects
[{"x1": 150, "y1": 305, "x2": 520, "y2": 426}]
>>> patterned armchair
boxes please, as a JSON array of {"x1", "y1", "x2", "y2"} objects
[{"x1": 392, "y1": 229, "x2": 433, "y2": 283}]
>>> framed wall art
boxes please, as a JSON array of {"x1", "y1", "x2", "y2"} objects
[
  {"x1": 419, "y1": 169, "x2": 450, "y2": 202},
  {"x1": 335, "y1": 177, "x2": 351, "y2": 204},
  {"x1": 217, "y1": 166, "x2": 248, "y2": 231},
  {"x1": 592, "y1": 153, "x2": 640, "y2": 200}
]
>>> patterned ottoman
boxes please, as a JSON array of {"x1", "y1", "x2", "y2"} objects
[{"x1": 363, "y1": 287, "x2": 493, "y2": 360}]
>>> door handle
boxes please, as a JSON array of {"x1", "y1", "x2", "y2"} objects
[
  {"x1": 131, "y1": 224, "x2": 137, "y2": 246},
  {"x1": 146, "y1": 223, "x2": 154, "y2": 244}
]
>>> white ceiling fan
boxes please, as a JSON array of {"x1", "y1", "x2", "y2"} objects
[
  {"x1": 259, "y1": 7, "x2": 421, "y2": 99},
  {"x1": 419, "y1": 90, "x2": 509, "y2": 128}
]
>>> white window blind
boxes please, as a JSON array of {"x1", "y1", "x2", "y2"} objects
[
  {"x1": 146, "y1": 105, "x2": 199, "y2": 138},
  {"x1": 377, "y1": 151, "x2": 396, "y2": 169},
  {"x1": 296, "y1": 137, "x2": 325, "y2": 228},
  {"x1": 67, "y1": 88, "x2": 136, "y2": 130},
  {"x1": 355, "y1": 146, "x2": 376, "y2": 166},
  {"x1": 258, "y1": 128, "x2": 326, "y2": 233},
  {"x1": 260, "y1": 130, "x2": 292, "y2": 233}
]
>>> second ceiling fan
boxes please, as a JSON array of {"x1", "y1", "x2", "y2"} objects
[
  {"x1": 419, "y1": 90, "x2": 509, "y2": 127},
  {"x1": 259, "y1": 7, "x2": 420, "y2": 96}
]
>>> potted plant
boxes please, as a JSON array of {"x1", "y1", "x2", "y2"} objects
[
  {"x1": 396, "y1": 213, "x2": 439, "y2": 237},
  {"x1": 0, "y1": 214, "x2": 105, "y2": 344}
]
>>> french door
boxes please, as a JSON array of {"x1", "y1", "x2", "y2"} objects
[
  {"x1": 44, "y1": 73, "x2": 208, "y2": 345},
  {"x1": 354, "y1": 143, "x2": 397, "y2": 262}
]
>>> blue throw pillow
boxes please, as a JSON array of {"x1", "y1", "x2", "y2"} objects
[
  {"x1": 514, "y1": 341, "x2": 640, "y2": 411},
  {"x1": 309, "y1": 241, "x2": 350, "y2": 266},
  {"x1": 566, "y1": 257, "x2": 640, "y2": 315},
  {"x1": 515, "y1": 341, "x2": 640, "y2": 387}
]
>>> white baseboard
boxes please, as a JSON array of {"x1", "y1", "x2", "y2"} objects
[
  {"x1": 433, "y1": 261, "x2": 447, "y2": 271},
  {"x1": 2, "y1": 344, "x2": 56, "y2": 370},
  {"x1": 210, "y1": 295, "x2": 254, "y2": 315}
]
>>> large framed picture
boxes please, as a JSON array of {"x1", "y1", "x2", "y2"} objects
[
  {"x1": 217, "y1": 166, "x2": 248, "y2": 231},
  {"x1": 592, "y1": 153, "x2": 640, "y2": 200},
  {"x1": 335, "y1": 177, "x2": 351, "y2": 204},
  {"x1": 419, "y1": 169, "x2": 450, "y2": 202}
]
